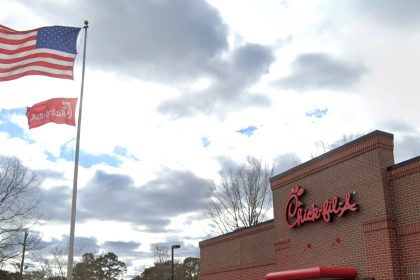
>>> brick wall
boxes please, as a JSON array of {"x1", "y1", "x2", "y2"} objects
[
  {"x1": 200, "y1": 220, "x2": 276, "y2": 280},
  {"x1": 199, "y1": 131, "x2": 420, "y2": 280},
  {"x1": 271, "y1": 131, "x2": 396, "y2": 279},
  {"x1": 363, "y1": 218, "x2": 402, "y2": 279},
  {"x1": 388, "y1": 157, "x2": 420, "y2": 279}
]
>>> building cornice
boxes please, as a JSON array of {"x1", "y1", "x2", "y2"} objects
[
  {"x1": 387, "y1": 156, "x2": 420, "y2": 181},
  {"x1": 363, "y1": 217, "x2": 396, "y2": 233},
  {"x1": 199, "y1": 219, "x2": 274, "y2": 248},
  {"x1": 271, "y1": 130, "x2": 394, "y2": 190},
  {"x1": 398, "y1": 223, "x2": 420, "y2": 236}
]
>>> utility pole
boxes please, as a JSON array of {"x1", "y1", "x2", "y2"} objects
[{"x1": 20, "y1": 229, "x2": 29, "y2": 278}]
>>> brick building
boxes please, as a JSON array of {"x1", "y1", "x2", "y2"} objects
[{"x1": 199, "y1": 130, "x2": 420, "y2": 280}]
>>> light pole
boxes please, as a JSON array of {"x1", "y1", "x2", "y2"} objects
[{"x1": 171, "y1": 244, "x2": 181, "y2": 280}]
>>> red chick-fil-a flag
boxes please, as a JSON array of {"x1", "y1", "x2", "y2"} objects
[{"x1": 26, "y1": 97, "x2": 78, "y2": 129}]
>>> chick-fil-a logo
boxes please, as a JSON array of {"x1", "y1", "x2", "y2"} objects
[{"x1": 283, "y1": 186, "x2": 358, "y2": 228}]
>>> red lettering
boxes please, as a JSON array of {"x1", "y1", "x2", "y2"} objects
[
  {"x1": 338, "y1": 193, "x2": 358, "y2": 217},
  {"x1": 283, "y1": 186, "x2": 358, "y2": 228},
  {"x1": 322, "y1": 199, "x2": 331, "y2": 222},
  {"x1": 283, "y1": 195, "x2": 299, "y2": 228},
  {"x1": 332, "y1": 196, "x2": 340, "y2": 214}
]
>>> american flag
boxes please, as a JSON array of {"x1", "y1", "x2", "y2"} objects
[{"x1": 0, "y1": 25, "x2": 81, "y2": 81}]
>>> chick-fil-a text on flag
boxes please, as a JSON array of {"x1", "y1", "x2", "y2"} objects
[
  {"x1": 26, "y1": 97, "x2": 78, "y2": 129},
  {"x1": 0, "y1": 25, "x2": 81, "y2": 81}
]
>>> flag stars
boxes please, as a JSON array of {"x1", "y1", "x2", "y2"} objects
[
  {"x1": 0, "y1": 24, "x2": 81, "y2": 81},
  {"x1": 36, "y1": 26, "x2": 81, "y2": 54}
]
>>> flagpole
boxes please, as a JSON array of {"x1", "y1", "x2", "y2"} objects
[{"x1": 67, "y1": 20, "x2": 88, "y2": 280}]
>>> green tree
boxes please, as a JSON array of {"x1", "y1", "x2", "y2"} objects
[
  {"x1": 73, "y1": 253, "x2": 97, "y2": 280},
  {"x1": 0, "y1": 269, "x2": 20, "y2": 280},
  {"x1": 73, "y1": 252, "x2": 126, "y2": 280},
  {"x1": 134, "y1": 257, "x2": 199, "y2": 280},
  {"x1": 176, "y1": 257, "x2": 199, "y2": 280},
  {"x1": 139, "y1": 262, "x2": 171, "y2": 280},
  {"x1": 139, "y1": 245, "x2": 171, "y2": 279},
  {"x1": 98, "y1": 252, "x2": 127, "y2": 280},
  {"x1": 22, "y1": 271, "x2": 47, "y2": 280}
]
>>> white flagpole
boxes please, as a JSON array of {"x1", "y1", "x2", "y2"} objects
[{"x1": 67, "y1": 20, "x2": 88, "y2": 280}]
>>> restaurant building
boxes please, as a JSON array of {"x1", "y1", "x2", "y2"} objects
[{"x1": 199, "y1": 130, "x2": 420, "y2": 279}]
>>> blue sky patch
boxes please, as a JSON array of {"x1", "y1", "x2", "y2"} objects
[
  {"x1": 58, "y1": 140, "x2": 75, "y2": 161},
  {"x1": 53, "y1": 143, "x2": 123, "y2": 168},
  {"x1": 80, "y1": 152, "x2": 123, "y2": 168},
  {"x1": 305, "y1": 108, "x2": 328, "y2": 119},
  {"x1": 113, "y1": 146, "x2": 139, "y2": 161},
  {"x1": 113, "y1": 146, "x2": 128, "y2": 156},
  {"x1": 0, "y1": 108, "x2": 33, "y2": 141},
  {"x1": 236, "y1": 126, "x2": 257, "y2": 137},
  {"x1": 201, "y1": 136, "x2": 210, "y2": 148}
]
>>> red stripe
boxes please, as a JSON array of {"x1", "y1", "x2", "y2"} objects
[
  {"x1": 0, "y1": 70, "x2": 73, "y2": 81},
  {"x1": 0, "y1": 45, "x2": 36, "y2": 55},
  {"x1": 0, "y1": 25, "x2": 15, "y2": 32},
  {"x1": 0, "y1": 25, "x2": 77, "y2": 81},
  {"x1": 0, "y1": 52, "x2": 75, "y2": 64},
  {"x1": 0, "y1": 61, "x2": 74, "y2": 73},
  {"x1": 0, "y1": 34, "x2": 37, "y2": 45},
  {"x1": 0, "y1": 25, "x2": 38, "y2": 35}
]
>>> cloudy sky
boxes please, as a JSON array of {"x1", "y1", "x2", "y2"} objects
[{"x1": 1, "y1": 0, "x2": 420, "y2": 277}]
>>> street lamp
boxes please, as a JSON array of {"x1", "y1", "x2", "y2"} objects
[{"x1": 171, "y1": 244, "x2": 181, "y2": 280}]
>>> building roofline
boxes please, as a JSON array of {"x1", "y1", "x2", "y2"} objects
[
  {"x1": 387, "y1": 155, "x2": 420, "y2": 171},
  {"x1": 387, "y1": 155, "x2": 420, "y2": 181},
  {"x1": 199, "y1": 219, "x2": 274, "y2": 248},
  {"x1": 270, "y1": 130, "x2": 394, "y2": 190}
]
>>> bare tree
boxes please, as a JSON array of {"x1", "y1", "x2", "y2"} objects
[
  {"x1": 0, "y1": 156, "x2": 41, "y2": 264},
  {"x1": 152, "y1": 245, "x2": 170, "y2": 265},
  {"x1": 208, "y1": 157, "x2": 274, "y2": 235},
  {"x1": 311, "y1": 133, "x2": 365, "y2": 158},
  {"x1": 31, "y1": 243, "x2": 89, "y2": 279},
  {"x1": 37, "y1": 246, "x2": 68, "y2": 279},
  {"x1": 147, "y1": 245, "x2": 171, "y2": 280}
]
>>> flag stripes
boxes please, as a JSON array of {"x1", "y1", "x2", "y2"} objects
[{"x1": 0, "y1": 25, "x2": 81, "y2": 81}]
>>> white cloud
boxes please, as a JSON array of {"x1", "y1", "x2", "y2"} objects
[{"x1": 1, "y1": 0, "x2": 420, "y2": 277}]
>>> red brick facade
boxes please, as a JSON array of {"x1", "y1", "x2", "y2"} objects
[{"x1": 200, "y1": 131, "x2": 420, "y2": 280}]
